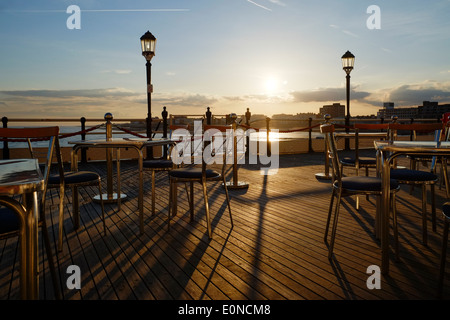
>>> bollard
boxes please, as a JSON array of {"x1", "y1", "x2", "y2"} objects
[
  {"x1": 308, "y1": 117, "x2": 313, "y2": 153},
  {"x1": 315, "y1": 114, "x2": 332, "y2": 180}
]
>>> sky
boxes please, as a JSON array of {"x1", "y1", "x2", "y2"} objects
[{"x1": 0, "y1": 0, "x2": 450, "y2": 120}]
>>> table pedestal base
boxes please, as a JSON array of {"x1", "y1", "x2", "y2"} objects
[
  {"x1": 94, "y1": 193, "x2": 127, "y2": 203},
  {"x1": 315, "y1": 172, "x2": 332, "y2": 180},
  {"x1": 222, "y1": 181, "x2": 249, "y2": 189}
]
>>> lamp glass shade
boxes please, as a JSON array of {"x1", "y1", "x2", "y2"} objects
[
  {"x1": 140, "y1": 31, "x2": 156, "y2": 59},
  {"x1": 341, "y1": 50, "x2": 355, "y2": 73}
]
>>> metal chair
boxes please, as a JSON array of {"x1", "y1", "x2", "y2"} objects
[
  {"x1": 167, "y1": 124, "x2": 233, "y2": 239},
  {"x1": 0, "y1": 126, "x2": 62, "y2": 299},
  {"x1": 143, "y1": 124, "x2": 189, "y2": 216},
  {"x1": 320, "y1": 123, "x2": 400, "y2": 259},
  {"x1": 438, "y1": 202, "x2": 450, "y2": 298},
  {"x1": 388, "y1": 122, "x2": 443, "y2": 247},
  {"x1": 340, "y1": 123, "x2": 389, "y2": 177},
  {"x1": 48, "y1": 147, "x2": 106, "y2": 252}
]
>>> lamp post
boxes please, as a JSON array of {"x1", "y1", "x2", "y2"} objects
[
  {"x1": 341, "y1": 50, "x2": 355, "y2": 151},
  {"x1": 141, "y1": 30, "x2": 157, "y2": 159}
]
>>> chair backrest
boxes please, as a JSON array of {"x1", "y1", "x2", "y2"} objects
[
  {"x1": 0, "y1": 127, "x2": 65, "y2": 214},
  {"x1": 320, "y1": 123, "x2": 342, "y2": 184},
  {"x1": 203, "y1": 124, "x2": 233, "y2": 175}
]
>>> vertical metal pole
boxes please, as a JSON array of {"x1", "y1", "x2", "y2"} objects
[
  {"x1": 2, "y1": 116, "x2": 9, "y2": 160},
  {"x1": 146, "y1": 60, "x2": 153, "y2": 159},
  {"x1": 162, "y1": 106, "x2": 168, "y2": 158},
  {"x1": 345, "y1": 73, "x2": 351, "y2": 151},
  {"x1": 80, "y1": 117, "x2": 87, "y2": 163},
  {"x1": 266, "y1": 117, "x2": 271, "y2": 156},
  {"x1": 308, "y1": 117, "x2": 313, "y2": 153},
  {"x1": 105, "y1": 113, "x2": 113, "y2": 199}
]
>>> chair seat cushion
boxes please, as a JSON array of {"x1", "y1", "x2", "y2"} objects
[
  {"x1": 341, "y1": 157, "x2": 377, "y2": 166},
  {"x1": 143, "y1": 159, "x2": 173, "y2": 169},
  {"x1": 336, "y1": 176, "x2": 399, "y2": 192},
  {"x1": 49, "y1": 171, "x2": 100, "y2": 185},
  {"x1": 0, "y1": 208, "x2": 19, "y2": 234},
  {"x1": 443, "y1": 203, "x2": 450, "y2": 219},
  {"x1": 390, "y1": 169, "x2": 438, "y2": 182},
  {"x1": 169, "y1": 167, "x2": 220, "y2": 179}
]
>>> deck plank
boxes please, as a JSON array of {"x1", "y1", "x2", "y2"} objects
[{"x1": 1, "y1": 152, "x2": 449, "y2": 300}]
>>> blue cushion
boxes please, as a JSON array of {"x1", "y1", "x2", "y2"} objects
[
  {"x1": 390, "y1": 169, "x2": 437, "y2": 182},
  {"x1": 169, "y1": 167, "x2": 220, "y2": 179},
  {"x1": 143, "y1": 159, "x2": 173, "y2": 169},
  {"x1": 341, "y1": 157, "x2": 377, "y2": 166},
  {"x1": 49, "y1": 171, "x2": 100, "y2": 185},
  {"x1": 0, "y1": 208, "x2": 20, "y2": 234},
  {"x1": 336, "y1": 176, "x2": 399, "y2": 192}
]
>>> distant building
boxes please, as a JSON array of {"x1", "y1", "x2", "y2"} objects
[
  {"x1": 319, "y1": 103, "x2": 345, "y2": 118},
  {"x1": 377, "y1": 101, "x2": 450, "y2": 120}
]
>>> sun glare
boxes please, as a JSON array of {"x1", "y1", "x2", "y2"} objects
[{"x1": 264, "y1": 77, "x2": 278, "y2": 93}]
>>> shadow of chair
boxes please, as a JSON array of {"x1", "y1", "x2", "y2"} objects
[
  {"x1": 438, "y1": 202, "x2": 449, "y2": 298},
  {"x1": 320, "y1": 123, "x2": 400, "y2": 259},
  {"x1": 143, "y1": 124, "x2": 189, "y2": 216},
  {"x1": 388, "y1": 122, "x2": 443, "y2": 247},
  {"x1": 0, "y1": 126, "x2": 62, "y2": 299},
  {"x1": 167, "y1": 124, "x2": 233, "y2": 239}
]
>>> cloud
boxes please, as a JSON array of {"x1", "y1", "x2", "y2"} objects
[
  {"x1": 388, "y1": 84, "x2": 450, "y2": 106},
  {"x1": 246, "y1": 0, "x2": 272, "y2": 11},
  {"x1": 0, "y1": 88, "x2": 139, "y2": 99},
  {"x1": 290, "y1": 87, "x2": 370, "y2": 103}
]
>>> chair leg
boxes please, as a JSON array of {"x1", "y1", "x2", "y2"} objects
[
  {"x1": 201, "y1": 179, "x2": 212, "y2": 239},
  {"x1": 422, "y1": 184, "x2": 428, "y2": 246},
  {"x1": 438, "y1": 218, "x2": 449, "y2": 298},
  {"x1": 185, "y1": 182, "x2": 194, "y2": 221},
  {"x1": 57, "y1": 183, "x2": 65, "y2": 252},
  {"x1": 432, "y1": 184, "x2": 436, "y2": 232},
  {"x1": 324, "y1": 188, "x2": 336, "y2": 242},
  {"x1": 151, "y1": 170, "x2": 156, "y2": 216},
  {"x1": 222, "y1": 177, "x2": 233, "y2": 227},
  {"x1": 391, "y1": 193, "x2": 399, "y2": 261},
  {"x1": 41, "y1": 220, "x2": 62, "y2": 299},
  {"x1": 168, "y1": 179, "x2": 172, "y2": 231},
  {"x1": 443, "y1": 160, "x2": 450, "y2": 198},
  {"x1": 328, "y1": 190, "x2": 342, "y2": 260},
  {"x1": 97, "y1": 181, "x2": 106, "y2": 236}
]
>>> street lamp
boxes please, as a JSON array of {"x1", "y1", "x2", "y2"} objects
[
  {"x1": 140, "y1": 30, "x2": 157, "y2": 159},
  {"x1": 341, "y1": 50, "x2": 355, "y2": 150}
]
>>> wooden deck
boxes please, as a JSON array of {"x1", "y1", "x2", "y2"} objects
[{"x1": 1, "y1": 151, "x2": 449, "y2": 301}]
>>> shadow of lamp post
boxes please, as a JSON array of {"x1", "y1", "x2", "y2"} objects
[{"x1": 141, "y1": 30, "x2": 157, "y2": 159}]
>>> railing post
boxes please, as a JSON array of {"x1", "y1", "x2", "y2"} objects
[
  {"x1": 162, "y1": 106, "x2": 168, "y2": 158},
  {"x1": 2, "y1": 116, "x2": 9, "y2": 160},
  {"x1": 206, "y1": 107, "x2": 212, "y2": 125},
  {"x1": 308, "y1": 117, "x2": 313, "y2": 153},
  {"x1": 245, "y1": 108, "x2": 251, "y2": 158},
  {"x1": 80, "y1": 117, "x2": 87, "y2": 163},
  {"x1": 315, "y1": 114, "x2": 332, "y2": 180},
  {"x1": 266, "y1": 117, "x2": 271, "y2": 157}
]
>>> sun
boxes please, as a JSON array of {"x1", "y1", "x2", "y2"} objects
[{"x1": 264, "y1": 77, "x2": 278, "y2": 93}]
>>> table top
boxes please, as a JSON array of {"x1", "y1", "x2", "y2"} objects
[
  {"x1": 335, "y1": 132, "x2": 388, "y2": 138},
  {"x1": 68, "y1": 137, "x2": 177, "y2": 148},
  {"x1": 0, "y1": 159, "x2": 44, "y2": 196},
  {"x1": 374, "y1": 140, "x2": 450, "y2": 153}
]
